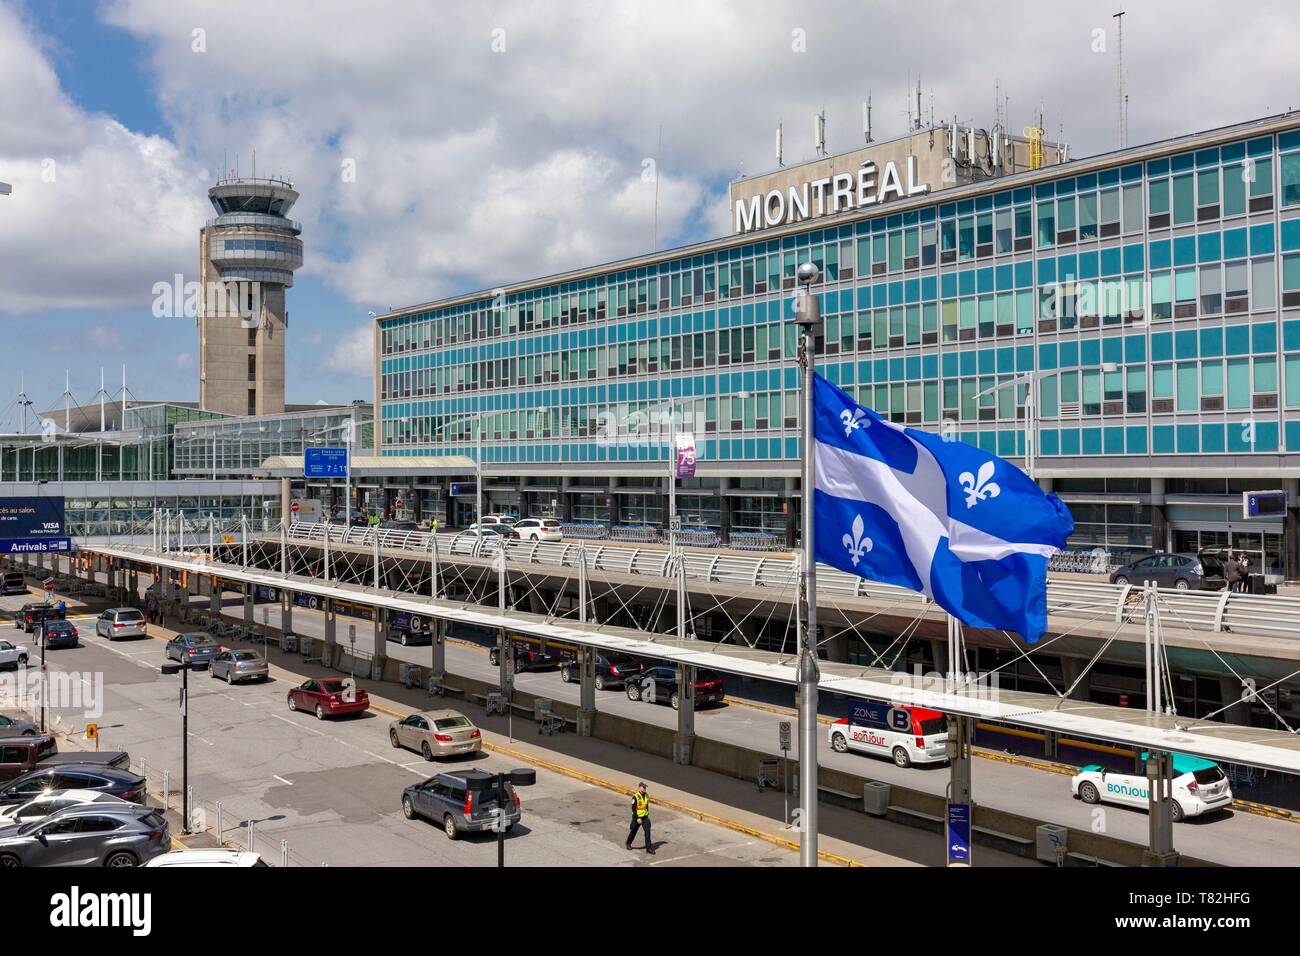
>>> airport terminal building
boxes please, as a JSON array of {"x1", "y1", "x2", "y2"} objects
[{"x1": 374, "y1": 113, "x2": 1300, "y2": 579}]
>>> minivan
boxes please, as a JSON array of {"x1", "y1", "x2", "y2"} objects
[{"x1": 0, "y1": 735, "x2": 58, "y2": 782}]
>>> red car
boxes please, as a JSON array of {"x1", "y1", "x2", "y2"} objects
[{"x1": 287, "y1": 677, "x2": 370, "y2": 720}]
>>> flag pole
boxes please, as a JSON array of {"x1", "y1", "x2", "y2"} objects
[{"x1": 794, "y1": 262, "x2": 822, "y2": 867}]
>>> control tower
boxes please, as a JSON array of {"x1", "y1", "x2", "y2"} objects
[{"x1": 198, "y1": 177, "x2": 303, "y2": 416}]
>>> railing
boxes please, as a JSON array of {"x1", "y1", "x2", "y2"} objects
[{"x1": 266, "y1": 521, "x2": 1300, "y2": 639}]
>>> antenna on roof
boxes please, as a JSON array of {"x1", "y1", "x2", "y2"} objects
[
  {"x1": 862, "y1": 95, "x2": 873, "y2": 144},
  {"x1": 16, "y1": 374, "x2": 32, "y2": 435},
  {"x1": 915, "y1": 77, "x2": 923, "y2": 131},
  {"x1": 1113, "y1": 11, "x2": 1127, "y2": 148},
  {"x1": 813, "y1": 108, "x2": 826, "y2": 156},
  {"x1": 776, "y1": 122, "x2": 784, "y2": 166}
]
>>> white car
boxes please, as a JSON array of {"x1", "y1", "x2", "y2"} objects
[
  {"x1": 828, "y1": 702, "x2": 948, "y2": 767},
  {"x1": 1070, "y1": 753, "x2": 1233, "y2": 822},
  {"x1": 512, "y1": 518, "x2": 562, "y2": 542},
  {"x1": 0, "y1": 639, "x2": 29, "y2": 668},
  {"x1": 144, "y1": 848, "x2": 268, "y2": 867},
  {"x1": 0, "y1": 789, "x2": 127, "y2": 827},
  {"x1": 479, "y1": 514, "x2": 517, "y2": 526}
]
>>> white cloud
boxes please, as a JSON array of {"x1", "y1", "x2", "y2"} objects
[
  {"x1": 172, "y1": 352, "x2": 193, "y2": 370},
  {"x1": 322, "y1": 320, "x2": 373, "y2": 377},
  {"x1": 0, "y1": 3, "x2": 208, "y2": 314}
]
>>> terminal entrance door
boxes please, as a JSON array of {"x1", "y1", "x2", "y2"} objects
[{"x1": 1171, "y1": 528, "x2": 1282, "y2": 580}]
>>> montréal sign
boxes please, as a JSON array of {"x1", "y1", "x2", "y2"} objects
[{"x1": 733, "y1": 156, "x2": 930, "y2": 235}]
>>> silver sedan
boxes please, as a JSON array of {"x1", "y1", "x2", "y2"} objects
[
  {"x1": 389, "y1": 710, "x2": 482, "y2": 760},
  {"x1": 208, "y1": 649, "x2": 269, "y2": 684}
]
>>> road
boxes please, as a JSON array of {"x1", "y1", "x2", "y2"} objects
[{"x1": 242, "y1": 596, "x2": 1300, "y2": 867}]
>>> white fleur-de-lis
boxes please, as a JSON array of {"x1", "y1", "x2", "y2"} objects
[
  {"x1": 958, "y1": 460, "x2": 1001, "y2": 509},
  {"x1": 841, "y1": 513, "x2": 873, "y2": 566},
  {"x1": 840, "y1": 407, "x2": 868, "y2": 436}
]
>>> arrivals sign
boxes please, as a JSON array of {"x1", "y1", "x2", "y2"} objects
[
  {"x1": 674, "y1": 433, "x2": 697, "y2": 479},
  {"x1": 733, "y1": 155, "x2": 930, "y2": 235},
  {"x1": 0, "y1": 496, "x2": 69, "y2": 554}
]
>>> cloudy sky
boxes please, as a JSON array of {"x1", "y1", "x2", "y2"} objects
[{"x1": 0, "y1": 0, "x2": 1296, "y2": 424}]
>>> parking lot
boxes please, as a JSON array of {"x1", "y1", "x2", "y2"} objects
[{"x1": 0, "y1": 593, "x2": 811, "y2": 866}]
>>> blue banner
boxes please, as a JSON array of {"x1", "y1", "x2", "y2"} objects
[
  {"x1": 0, "y1": 496, "x2": 64, "y2": 540},
  {"x1": 304, "y1": 447, "x2": 349, "y2": 478},
  {"x1": 0, "y1": 537, "x2": 70, "y2": 555},
  {"x1": 947, "y1": 802, "x2": 971, "y2": 866}
]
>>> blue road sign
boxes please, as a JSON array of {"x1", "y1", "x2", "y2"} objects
[
  {"x1": 305, "y1": 447, "x2": 349, "y2": 478},
  {"x1": 0, "y1": 537, "x2": 70, "y2": 555},
  {"x1": 947, "y1": 802, "x2": 971, "y2": 866}
]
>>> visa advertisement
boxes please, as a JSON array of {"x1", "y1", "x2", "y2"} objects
[{"x1": 0, "y1": 497, "x2": 70, "y2": 554}]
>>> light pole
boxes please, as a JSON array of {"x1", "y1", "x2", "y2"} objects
[
  {"x1": 793, "y1": 261, "x2": 821, "y2": 867},
  {"x1": 161, "y1": 658, "x2": 194, "y2": 833},
  {"x1": 973, "y1": 362, "x2": 1118, "y2": 481},
  {"x1": 485, "y1": 767, "x2": 536, "y2": 867},
  {"x1": 309, "y1": 415, "x2": 362, "y2": 526},
  {"x1": 430, "y1": 412, "x2": 486, "y2": 528}
]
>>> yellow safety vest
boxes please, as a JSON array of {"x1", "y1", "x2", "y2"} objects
[{"x1": 634, "y1": 792, "x2": 649, "y2": 817}]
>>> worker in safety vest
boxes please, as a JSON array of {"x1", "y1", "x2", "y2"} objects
[{"x1": 625, "y1": 781, "x2": 654, "y2": 854}]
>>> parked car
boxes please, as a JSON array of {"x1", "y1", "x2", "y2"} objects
[
  {"x1": 1071, "y1": 753, "x2": 1233, "y2": 822},
  {"x1": 0, "y1": 736, "x2": 58, "y2": 782},
  {"x1": 38, "y1": 752, "x2": 131, "y2": 771},
  {"x1": 389, "y1": 710, "x2": 482, "y2": 760},
  {"x1": 95, "y1": 607, "x2": 147, "y2": 641},
  {"x1": 381, "y1": 520, "x2": 419, "y2": 532},
  {"x1": 0, "y1": 640, "x2": 28, "y2": 670},
  {"x1": 0, "y1": 714, "x2": 38, "y2": 737},
  {"x1": 479, "y1": 514, "x2": 518, "y2": 527},
  {"x1": 489, "y1": 636, "x2": 559, "y2": 672},
  {"x1": 2, "y1": 571, "x2": 28, "y2": 596},
  {"x1": 145, "y1": 848, "x2": 268, "y2": 867},
  {"x1": 209, "y1": 648, "x2": 268, "y2": 684},
  {"x1": 165, "y1": 633, "x2": 221, "y2": 666},
  {"x1": 512, "y1": 518, "x2": 563, "y2": 542},
  {"x1": 0, "y1": 789, "x2": 128, "y2": 827},
  {"x1": 401, "y1": 769, "x2": 520, "y2": 840},
  {"x1": 828, "y1": 701, "x2": 949, "y2": 768},
  {"x1": 0, "y1": 764, "x2": 147, "y2": 807},
  {"x1": 559, "y1": 651, "x2": 643, "y2": 690},
  {"x1": 287, "y1": 677, "x2": 370, "y2": 719},
  {"x1": 457, "y1": 525, "x2": 520, "y2": 540},
  {"x1": 0, "y1": 803, "x2": 170, "y2": 867},
  {"x1": 386, "y1": 610, "x2": 432, "y2": 647},
  {"x1": 41, "y1": 620, "x2": 79, "y2": 649},
  {"x1": 17, "y1": 602, "x2": 63, "y2": 633},
  {"x1": 1109, "y1": 552, "x2": 1224, "y2": 591},
  {"x1": 624, "y1": 666, "x2": 726, "y2": 709}
]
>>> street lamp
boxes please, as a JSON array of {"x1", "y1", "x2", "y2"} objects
[
  {"x1": 160, "y1": 658, "x2": 198, "y2": 833},
  {"x1": 309, "y1": 415, "x2": 362, "y2": 526},
  {"x1": 792, "y1": 260, "x2": 822, "y2": 868},
  {"x1": 973, "y1": 362, "x2": 1118, "y2": 480},
  {"x1": 430, "y1": 412, "x2": 487, "y2": 528}
]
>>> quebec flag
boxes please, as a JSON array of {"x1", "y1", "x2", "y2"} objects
[{"x1": 812, "y1": 374, "x2": 1074, "y2": 642}]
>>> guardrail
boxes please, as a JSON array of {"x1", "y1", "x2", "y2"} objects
[{"x1": 263, "y1": 522, "x2": 1300, "y2": 638}]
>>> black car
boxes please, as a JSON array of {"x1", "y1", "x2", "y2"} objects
[
  {"x1": 488, "y1": 637, "x2": 558, "y2": 672},
  {"x1": 624, "y1": 666, "x2": 726, "y2": 710},
  {"x1": 40, "y1": 619, "x2": 80, "y2": 649},
  {"x1": 17, "y1": 603, "x2": 64, "y2": 634},
  {"x1": 401, "y1": 769, "x2": 520, "y2": 840},
  {"x1": 0, "y1": 764, "x2": 146, "y2": 807},
  {"x1": 381, "y1": 520, "x2": 419, "y2": 532},
  {"x1": 558, "y1": 651, "x2": 644, "y2": 690}
]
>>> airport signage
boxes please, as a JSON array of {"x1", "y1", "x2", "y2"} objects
[
  {"x1": 304, "y1": 447, "x2": 349, "y2": 478},
  {"x1": 0, "y1": 496, "x2": 65, "y2": 540},
  {"x1": 675, "y1": 433, "x2": 697, "y2": 479},
  {"x1": 946, "y1": 802, "x2": 971, "y2": 867},
  {"x1": 734, "y1": 155, "x2": 930, "y2": 235}
]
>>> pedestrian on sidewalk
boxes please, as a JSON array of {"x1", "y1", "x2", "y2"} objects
[{"x1": 625, "y1": 781, "x2": 654, "y2": 854}]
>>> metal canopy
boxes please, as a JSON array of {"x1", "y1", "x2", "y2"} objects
[{"x1": 91, "y1": 542, "x2": 1300, "y2": 774}]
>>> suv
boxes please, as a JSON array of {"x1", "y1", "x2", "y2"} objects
[
  {"x1": 512, "y1": 518, "x2": 562, "y2": 542},
  {"x1": 0, "y1": 803, "x2": 170, "y2": 867},
  {"x1": 401, "y1": 769, "x2": 520, "y2": 840},
  {"x1": 489, "y1": 636, "x2": 558, "y2": 672},
  {"x1": 0, "y1": 736, "x2": 58, "y2": 782},
  {"x1": 95, "y1": 607, "x2": 147, "y2": 641},
  {"x1": 0, "y1": 764, "x2": 147, "y2": 807},
  {"x1": 625, "y1": 666, "x2": 726, "y2": 709},
  {"x1": 2, "y1": 572, "x2": 27, "y2": 596},
  {"x1": 1109, "y1": 552, "x2": 1223, "y2": 591},
  {"x1": 386, "y1": 610, "x2": 433, "y2": 647},
  {"x1": 18, "y1": 602, "x2": 64, "y2": 633},
  {"x1": 559, "y1": 651, "x2": 643, "y2": 690}
]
